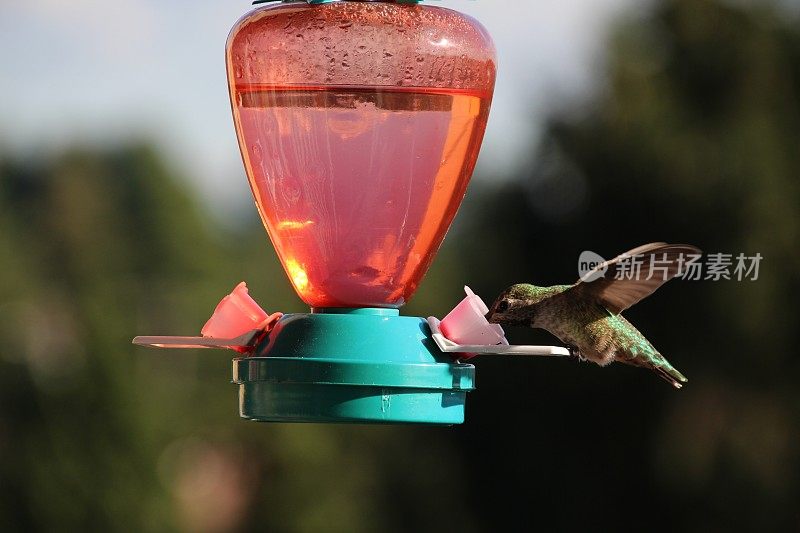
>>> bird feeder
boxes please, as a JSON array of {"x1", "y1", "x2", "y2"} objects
[{"x1": 134, "y1": 0, "x2": 570, "y2": 424}]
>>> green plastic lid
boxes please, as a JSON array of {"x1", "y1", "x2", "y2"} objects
[{"x1": 233, "y1": 310, "x2": 475, "y2": 425}]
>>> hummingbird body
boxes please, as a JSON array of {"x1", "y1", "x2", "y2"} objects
[{"x1": 487, "y1": 243, "x2": 700, "y2": 388}]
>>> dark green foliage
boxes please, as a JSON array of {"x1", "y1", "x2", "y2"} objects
[
  {"x1": 451, "y1": 0, "x2": 800, "y2": 530},
  {"x1": 0, "y1": 145, "x2": 474, "y2": 532}
]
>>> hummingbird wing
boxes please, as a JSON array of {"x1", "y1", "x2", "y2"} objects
[{"x1": 570, "y1": 243, "x2": 701, "y2": 314}]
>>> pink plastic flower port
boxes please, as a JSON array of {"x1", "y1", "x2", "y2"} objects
[
  {"x1": 439, "y1": 286, "x2": 508, "y2": 347},
  {"x1": 132, "y1": 282, "x2": 282, "y2": 354},
  {"x1": 201, "y1": 282, "x2": 272, "y2": 339}
]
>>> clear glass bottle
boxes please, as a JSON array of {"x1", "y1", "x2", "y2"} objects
[{"x1": 227, "y1": 0, "x2": 496, "y2": 308}]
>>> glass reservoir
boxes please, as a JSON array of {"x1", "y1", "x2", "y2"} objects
[{"x1": 227, "y1": 0, "x2": 496, "y2": 308}]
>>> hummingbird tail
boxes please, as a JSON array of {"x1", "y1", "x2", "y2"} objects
[{"x1": 654, "y1": 364, "x2": 688, "y2": 389}]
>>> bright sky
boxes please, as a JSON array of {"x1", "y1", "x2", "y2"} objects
[{"x1": 0, "y1": 0, "x2": 639, "y2": 214}]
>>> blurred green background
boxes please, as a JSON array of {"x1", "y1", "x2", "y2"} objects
[{"x1": 2, "y1": 0, "x2": 799, "y2": 530}]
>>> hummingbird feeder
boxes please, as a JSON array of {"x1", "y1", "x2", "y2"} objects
[{"x1": 134, "y1": 0, "x2": 569, "y2": 424}]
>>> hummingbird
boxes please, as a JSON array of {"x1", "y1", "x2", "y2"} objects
[{"x1": 485, "y1": 243, "x2": 701, "y2": 388}]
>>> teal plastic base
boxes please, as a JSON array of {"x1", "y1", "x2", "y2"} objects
[{"x1": 232, "y1": 308, "x2": 475, "y2": 424}]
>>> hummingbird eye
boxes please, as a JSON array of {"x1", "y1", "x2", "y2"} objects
[{"x1": 496, "y1": 300, "x2": 510, "y2": 313}]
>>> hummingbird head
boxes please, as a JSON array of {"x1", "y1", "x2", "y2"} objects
[{"x1": 486, "y1": 284, "x2": 546, "y2": 326}]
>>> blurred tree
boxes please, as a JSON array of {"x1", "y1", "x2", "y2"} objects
[
  {"x1": 0, "y1": 144, "x2": 228, "y2": 530},
  {"x1": 449, "y1": 0, "x2": 800, "y2": 530},
  {"x1": 0, "y1": 144, "x2": 476, "y2": 532}
]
